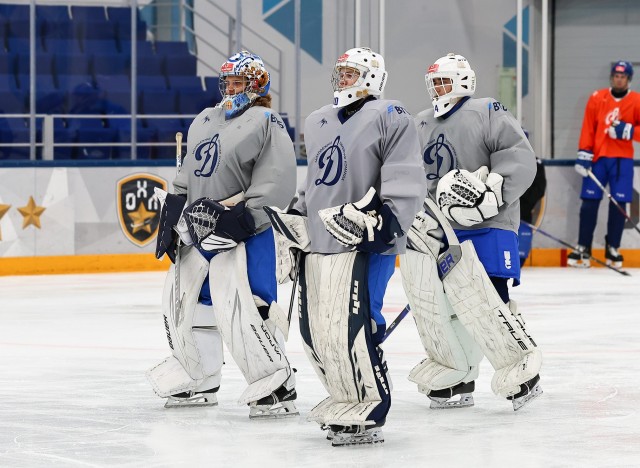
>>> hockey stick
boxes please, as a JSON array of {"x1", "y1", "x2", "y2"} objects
[
  {"x1": 381, "y1": 304, "x2": 411, "y2": 343},
  {"x1": 174, "y1": 132, "x2": 184, "y2": 316},
  {"x1": 521, "y1": 221, "x2": 631, "y2": 277},
  {"x1": 586, "y1": 169, "x2": 640, "y2": 235}
]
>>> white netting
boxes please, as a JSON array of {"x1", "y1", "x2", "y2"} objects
[{"x1": 186, "y1": 201, "x2": 220, "y2": 243}]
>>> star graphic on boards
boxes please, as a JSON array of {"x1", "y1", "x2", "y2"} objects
[
  {"x1": 17, "y1": 196, "x2": 45, "y2": 229},
  {"x1": 0, "y1": 203, "x2": 11, "y2": 240},
  {"x1": 127, "y1": 202, "x2": 155, "y2": 234}
]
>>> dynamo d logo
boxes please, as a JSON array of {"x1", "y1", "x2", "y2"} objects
[
  {"x1": 117, "y1": 173, "x2": 166, "y2": 247},
  {"x1": 424, "y1": 133, "x2": 456, "y2": 180},
  {"x1": 194, "y1": 134, "x2": 221, "y2": 177},
  {"x1": 314, "y1": 136, "x2": 347, "y2": 186}
]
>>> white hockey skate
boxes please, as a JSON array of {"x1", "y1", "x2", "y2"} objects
[
  {"x1": 508, "y1": 374, "x2": 543, "y2": 411},
  {"x1": 249, "y1": 385, "x2": 299, "y2": 419},
  {"x1": 164, "y1": 387, "x2": 219, "y2": 408},
  {"x1": 329, "y1": 424, "x2": 384, "y2": 447},
  {"x1": 423, "y1": 381, "x2": 475, "y2": 409}
]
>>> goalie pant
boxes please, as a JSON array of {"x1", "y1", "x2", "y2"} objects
[{"x1": 299, "y1": 250, "x2": 395, "y2": 427}]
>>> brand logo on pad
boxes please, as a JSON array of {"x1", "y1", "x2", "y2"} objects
[{"x1": 117, "y1": 173, "x2": 167, "y2": 247}]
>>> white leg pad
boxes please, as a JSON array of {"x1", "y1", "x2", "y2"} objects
[
  {"x1": 442, "y1": 241, "x2": 541, "y2": 396},
  {"x1": 209, "y1": 244, "x2": 293, "y2": 405},
  {"x1": 308, "y1": 396, "x2": 378, "y2": 427},
  {"x1": 301, "y1": 253, "x2": 386, "y2": 424},
  {"x1": 401, "y1": 249, "x2": 482, "y2": 391},
  {"x1": 147, "y1": 247, "x2": 223, "y2": 396}
]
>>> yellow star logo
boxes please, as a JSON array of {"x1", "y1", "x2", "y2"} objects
[
  {"x1": 0, "y1": 203, "x2": 11, "y2": 240},
  {"x1": 127, "y1": 202, "x2": 155, "y2": 233},
  {"x1": 17, "y1": 196, "x2": 46, "y2": 229}
]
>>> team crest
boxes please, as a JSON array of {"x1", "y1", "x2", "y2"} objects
[
  {"x1": 314, "y1": 136, "x2": 347, "y2": 186},
  {"x1": 117, "y1": 173, "x2": 167, "y2": 247},
  {"x1": 424, "y1": 133, "x2": 457, "y2": 180}
]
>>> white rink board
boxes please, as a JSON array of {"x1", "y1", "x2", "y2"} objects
[{"x1": 1, "y1": 266, "x2": 639, "y2": 467}]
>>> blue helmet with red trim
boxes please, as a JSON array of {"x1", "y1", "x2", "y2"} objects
[{"x1": 611, "y1": 61, "x2": 633, "y2": 80}]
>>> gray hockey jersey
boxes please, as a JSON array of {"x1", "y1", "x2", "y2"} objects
[
  {"x1": 293, "y1": 99, "x2": 427, "y2": 254},
  {"x1": 414, "y1": 97, "x2": 536, "y2": 233},
  {"x1": 174, "y1": 105, "x2": 296, "y2": 232}
]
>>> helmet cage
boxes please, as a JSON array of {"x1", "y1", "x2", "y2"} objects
[
  {"x1": 217, "y1": 51, "x2": 270, "y2": 119},
  {"x1": 332, "y1": 47, "x2": 387, "y2": 108}
]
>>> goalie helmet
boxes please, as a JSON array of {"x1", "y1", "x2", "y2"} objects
[
  {"x1": 218, "y1": 50, "x2": 271, "y2": 119},
  {"x1": 426, "y1": 53, "x2": 476, "y2": 118},
  {"x1": 331, "y1": 47, "x2": 387, "y2": 108}
]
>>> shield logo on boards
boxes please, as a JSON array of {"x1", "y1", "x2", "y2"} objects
[{"x1": 117, "y1": 173, "x2": 167, "y2": 247}]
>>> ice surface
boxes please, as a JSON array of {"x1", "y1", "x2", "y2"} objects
[{"x1": 1, "y1": 267, "x2": 639, "y2": 467}]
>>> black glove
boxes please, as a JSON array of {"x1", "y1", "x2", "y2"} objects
[
  {"x1": 357, "y1": 204, "x2": 403, "y2": 254},
  {"x1": 155, "y1": 193, "x2": 187, "y2": 263}
]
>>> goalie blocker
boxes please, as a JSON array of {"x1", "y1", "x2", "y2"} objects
[{"x1": 402, "y1": 199, "x2": 542, "y2": 411}]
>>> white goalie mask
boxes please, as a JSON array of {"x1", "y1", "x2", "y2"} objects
[
  {"x1": 426, "y1": 53, "x2": 476, "y2": 118},
  {"x1": 331, "y1": 47, "x2": 387, "y2": 108},
  {"x1": 218, "y1": 50, "x2": 270, "y2": 119}
]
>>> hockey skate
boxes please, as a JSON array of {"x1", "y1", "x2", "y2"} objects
[
  {"x1": 249, "y1": 385, "x2": 299, "y2": 419},
  {"x1": 424, "y1": 381, "x2": 475, "y2": 409},
  {"x1": 507, "y1": 374, "x2": 543, "y2": 411},
  {"x1": 605, "y1": 242, "x2": 624, "y2": 268},
  {"x1": 164, "y1": 387, "x2": 219, "y2": 408},
  {"x1": 328, "y1": 423, "x2": 384, "y2": 447},
  {"x1": 567, "y1": 245, "x2": 591, "y2": 268}
]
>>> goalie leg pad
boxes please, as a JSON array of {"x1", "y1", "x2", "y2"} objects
[
  {"x1": 302, "y1": 252, "x2": 391, "y2": 427},
  {"x1": 441, "y1": 241, "x2": 541, "y2": 397},
  {"x1": 147, "y1": 247, "x2": 224, "y2": 397},
  {"x1": 209, "y1": 243, "x2": 294, "y2": 405},
  {"x1": 401, "y1": 249, "x2": 482, "y2": 391}
]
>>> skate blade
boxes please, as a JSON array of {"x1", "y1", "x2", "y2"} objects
[
  {"x1": 249, "y1": 401, "x2": 299, "y2": 420},
  {"x1": 429, "y1": 393, "x2": 474, "y2": 409},
  {"x1": 164, "y1": 394, "x2": 218, "y2": 408},
  {"x1": 512, "y1": 383, "x2": 543, "y2": 411},
  {"x1": 331, "y1": 429, "x2": 384, "y2": 447}
]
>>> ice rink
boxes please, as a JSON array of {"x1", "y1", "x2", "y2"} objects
[{"x1": 2, "y1": 266, "x2": 639, "y2": 467}]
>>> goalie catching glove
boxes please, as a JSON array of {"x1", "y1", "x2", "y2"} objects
[
  {"x1": 263, "y1": 206, "x2": 311, "y2": 284},
  {"x1": 436, "y1": 166, "x2": 504, "y2": 227},
  {"x1": 184, "y1": 198, "x2": 256, "y2": 253},
  {"x1": 318, "y1": 187, "x2": 403, "y2": 253}
]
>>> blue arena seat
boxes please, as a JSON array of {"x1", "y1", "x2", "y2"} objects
[
  {"x1": 71, "y1": 6, "x2": 107, "y2": 22},
  {"x1": 0, "y1": 89, "x2": 27, "y2": 113},
  {"x1": 93, "y1": 53, "x2": 129, "y2": 76},
  {"x1": 43, "y1": 38, "x2": 83, "y2": 55},
  {"x1": 135, "y1": 53, "x2": 164, "y2": 76},
  {"x1": 165, "y1": 54, "x2": 196, "y2": 76},
  {"x1": 168, "y1": 75, "x2": 202, "y2": 91},
  {"x1": 15, "y1": 52, "x2": 55, "y2": 76},
  {"x1": 0, "y1": 73, "x2": 18, "y2": 91},
  {"x1": 6, "y1": 37, "x2": 45, "y2": 54},
  {"x1": 107, "y1": 118, "x2": 156, "y2": 159},
  {"x1": 0, "y1": 117, "x2": 29, "y2": 159},
  {"x1": 177, "y1": 88, "x2": 215, "y2": 115},
  {"x1": 0, "y1": 55, "x2": 15, "y2": 76},
  {"x1": 55, "y1": 53, "x2": 92, "y2": 77},
  {"x1": 83, "y1": 39, "x2": 119, "y2": 56},
  {"x1": 79, "y1": 21, "x2": 117, "y2": 42},
  {"x1": 137, "y1": 75, "x2": 167, "y2": 91},
  {"x1": 146, "y1": 118, "x2": 187, "y2": 159},
  {"x1": 141, "y1": 88, "x2": 176, "y2": 115},
  {"x1": 75, "y1": 127, "x2": 117, "y2": 159},
  {"x1": 118, "y1": 40, "x2": 153, "y2": 56},
  {"x1": 154, "y1": 41, "x2": 190, "y2": 57}
]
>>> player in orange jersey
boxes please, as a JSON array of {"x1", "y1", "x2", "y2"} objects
[{"x1": 569, "y1": 61, "x2": 640, "y2": 268}]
